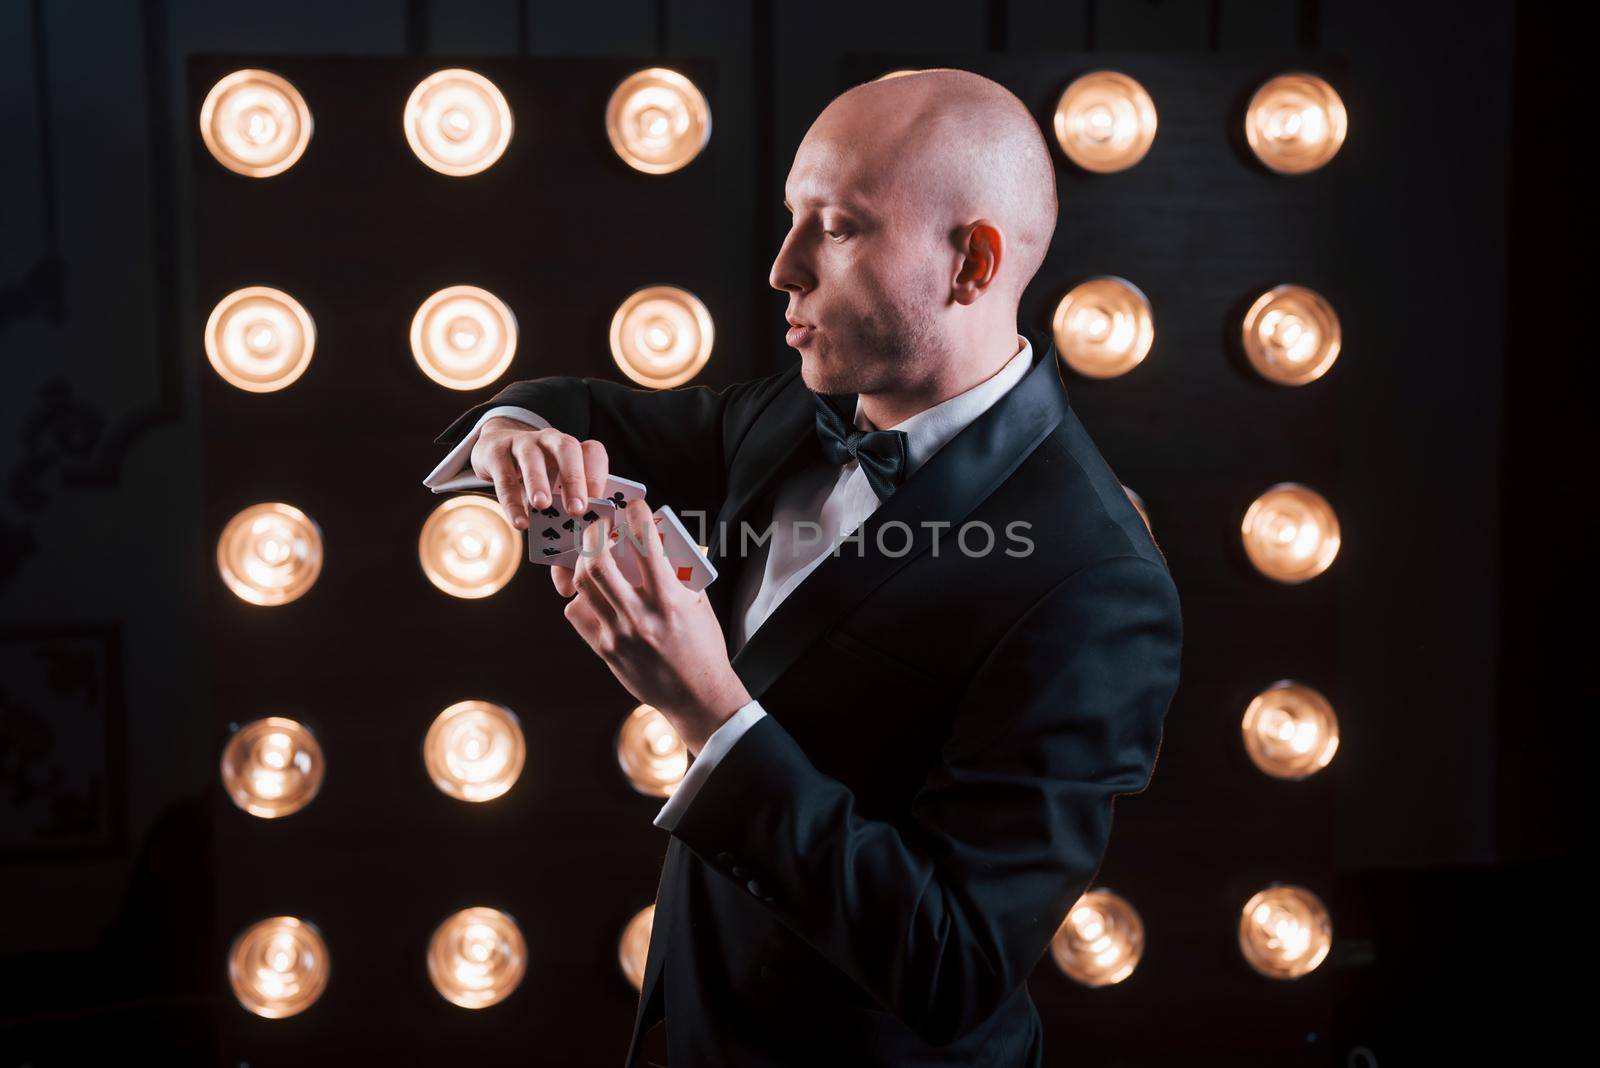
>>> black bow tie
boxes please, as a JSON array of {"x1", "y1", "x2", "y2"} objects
[{"x1": 812, "y1": 391, "x2": 909, "y2": 501}]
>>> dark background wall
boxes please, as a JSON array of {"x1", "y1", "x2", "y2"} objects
[{"x1": 0, "y1": 0, "x2": 1574, "y2": 1064}]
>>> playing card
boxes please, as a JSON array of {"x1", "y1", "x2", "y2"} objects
[
  {"x1": 530, "y1": 542, "x2": 586, "y2": 566},
  {"x1": 653, "y1": 506, "x2": 718, "y2": 592},
  {"x1": 609, "y1": 505, "x2": 719, "y2": 593},
  {"x1": 524, "y1": 474, "x2": 647, "y2": 563},
  {"x1": 527, "y1": 497, "x2": 614, "y2": 561}
]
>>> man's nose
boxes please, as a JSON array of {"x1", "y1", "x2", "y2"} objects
[{"x1": 769, "y1": 230, "x2": 811, "y2": 294}]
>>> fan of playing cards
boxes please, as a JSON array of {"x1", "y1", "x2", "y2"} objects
[{"x1": 495, "y1": 472, "x2": 718, "y2": 593}]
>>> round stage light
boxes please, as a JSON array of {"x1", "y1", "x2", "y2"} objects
[
  {"x1": 427, "y1": 907, "x2": 527, "y2": 1009},
  {"x1": 424, "y1": 699, "x2": 526, "y2": 803},
  {"x1": 410, "y1": 285, "x2": 518, "y2": 390},
  {"x1": 217, "y1": 502, "x2": 323, "y2": 606},
  {"x1": 204, "y1": 286, "x2": 316, "y2": 393},
  {"x1": 1052, "y1": 71, "x2": 1157, "y2": 174},
  {"x1": 1122, "y1": 485, "x2": 1153, "y2": 536},
  {"x1": 221, "y1": 717, "x2": 325, "y2": 818},
  {"x1": 1241, "y1": 483, "x2": 1340, "y2": 584},
  {"x1": 609, "y1": 285, "x2": 714, "y2": 388},
  {"x1": 605, "y1": 67, "x2": 712, "y2": 175},
  {"x1": 618, "y1": 904, "x2": 655, "y2": 991},
  {"x1": 199, "y1": 69, "x2": 312, "y2": 178},
  {"x1": 1239, "y1": 884, "x2": 1332, "y2": 979},
  {"x1": 419, "y1": 495, "x2": 521, "y2": 599},
  {"x1": 1049, "y1": 888, "x2": 1144, "y2": 987},
  {"x1": 1242, "y1": 284, "x2": 1341, "y2": 386},
  {"x1": 616, "y1": 704, "x2": 688, "y2": 798},
  {"x1": 1245, "y1": 73, "x2": 1347, "y2": 175},
  {"x1": 1241, "y1": 680, "x2": 1340, "y2": 780},
  {"x1": 228, "y1": 916, "x2": 331, "y2": 1018},
  {"x1": 1052, "y1": 277, "x2": 1154, "y2": 378},
  {"x1": 404, "y1": 68, "x2": 513, "y2": 177}
]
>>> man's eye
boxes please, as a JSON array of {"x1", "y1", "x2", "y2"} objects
[{"x1": 825, "y1": 230, "x2": 850, "y2": 241}]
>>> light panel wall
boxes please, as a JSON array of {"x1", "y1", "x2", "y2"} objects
[{"x1": 194, "y1": 54, "x2": 737, "y2": 1064}]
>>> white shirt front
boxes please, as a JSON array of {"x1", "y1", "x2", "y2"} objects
[{"x1": 421, "y1": 335, "x2": 1035, "y2": 830}]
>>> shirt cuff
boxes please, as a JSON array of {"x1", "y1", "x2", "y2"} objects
[
  {"x1": 652, "y1": 700, "x2": 768, "y2": 832},
  {"x1": 421, "y1": 405, "x2": 550, "y2": 492}
]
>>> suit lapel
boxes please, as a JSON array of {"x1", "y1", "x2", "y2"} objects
[
  {"x1": 716, "y1": 336, "x2": 1070, "y2": 703},
  {"x1": 701, "y1": 384, "x2": 818, "y2": 639}
]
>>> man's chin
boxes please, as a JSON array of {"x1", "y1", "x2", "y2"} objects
[
  {"x1": 798, "y1": 343, "x2": 869, "y2": 396},
  {"x1": 797, "y1": 355, "x2": 839, "y2": 395}
]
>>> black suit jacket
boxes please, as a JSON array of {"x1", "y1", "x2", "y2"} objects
[{"x1": 431, "y1": 335, "x2": 1183, "y2": 1066}]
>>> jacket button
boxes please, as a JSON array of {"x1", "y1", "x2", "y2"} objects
[
  {"x1": 731, "y1": 865, "x2": 750, "y2": 879},
  {"x1": 715, "y1": 851, "x2": 735, "y2": 866},
  {"x1": 746, "y1": 879, "x2": 767, "y2": 898}
]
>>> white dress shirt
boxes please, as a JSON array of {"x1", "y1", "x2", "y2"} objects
[{"x1": 421, "y1": 336, "x2": 1035, "y2": 830}]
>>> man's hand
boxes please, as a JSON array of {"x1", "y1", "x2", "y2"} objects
[
  {"x1": 553, "y1": 498, "x2": 752, "y2": 755},
  {"x1": 470, "y1": 416, "x2": 610, "y2": 531}
]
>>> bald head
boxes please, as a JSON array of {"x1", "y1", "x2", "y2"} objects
[
  {"x1": 771, "y1": 67, "x2": 1057, "y2": 421},
  {"x1": 810, "y1": 68, "x2": 1058, "y2": 304}
]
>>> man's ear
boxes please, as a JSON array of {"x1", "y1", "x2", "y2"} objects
[{"x1": 951, "y1": 220, "x2": 1003, "y2": 306}]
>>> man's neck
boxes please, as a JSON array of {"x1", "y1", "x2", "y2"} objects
[{"x1": 859, "y1": 332, "x2": 1022, "y2": 430}]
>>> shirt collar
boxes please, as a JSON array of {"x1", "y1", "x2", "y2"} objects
[{"x1": 852, "y1": 334, "x2": 1034, "y2": 477}]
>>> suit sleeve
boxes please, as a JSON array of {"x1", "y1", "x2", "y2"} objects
[
  {"x1": 664, "y1": 553, "x2": 1183, "y2": 1047},
  {"x1": 652, "y1": 699, "x2": 768, "y2": 830},
  {"x1": 430, "y1": 368, "x2": 795, "y2": 526},
  {"x1": 422, "y1": 406, "x2": 552, "y2": 492}
]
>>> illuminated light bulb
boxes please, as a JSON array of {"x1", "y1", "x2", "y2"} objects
[
  {"x1": 1122, "y1": 485, "x2": 1153, "y2": 536},
  {"x1": 228, "y1": 916, "x2": 330, "y2": 1018},
  {"x1": 428, "y1": 907, "x2": 527, "y2": 1009},
  {"x1": 1049, "y1": 888, "x2": 1144, "y2": 987},
  {"x1": 1239, "y1": 884, "x2": 1332, "y2": 979},
  {"x1": 1242, "y1": 680, "x2": 1340, "y2": 780},
  {"x1": 1052, "y1": 277, "x2": 1154, "y2": 378},
  {"x1": 410, "y1": 285, "x2": 518, "y2": 390},
  {"x1": 199, "y1": 69, "x2": 312, "y2": 178},
  {"x1": 609, "y1": 285, "x2": 714, "y2": 388},
  {"x1": 618, "y1": 904, "x2": 655, "y2": 991},
  {"x1": 1242, "y1": 285, "x2": 1341, "y2": 386},
  {"x1": 404, "y1": 68, "x2": 513, "y2": 177},
  {"x1": 221, "y1": 717, "x2": 325, "y2": 818},
  {"x1": 1240, "y1": 483, "x2": 1340, "y2": 584},
  {"x1": 217, "y1": 502, "x2": 323, "y2": 606},
  {"x1": 419, "y1": 495, "x2": 521, "y2": 599},
  {"x1": 204, "y1": 286, "x2": 316, "y2": 393},
  {"x1": 616, "y1": 704, "x2": 688, "y2": 798},
  {"x1": 1245, "y1": 73, "x2": 1347, "y2": 175},
  {"x1": 1052, "y1": 71, "x2": 1158, "y2": 173},
  {"x1": 605, "y1": 67, "x2": 712, "y2": 175},
  {"x1": 424, "y1": 700, "x2": 526, "y2": 802}
]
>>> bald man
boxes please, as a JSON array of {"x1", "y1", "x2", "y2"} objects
[{"x1": 423, "y1": 69, "x2": 1182, "y2": 1067}]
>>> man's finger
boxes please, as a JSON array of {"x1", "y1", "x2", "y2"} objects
[
  {"x1": 512, "y1": 435, "x2": 553, "y2": 512},
  {"x1": 563, "y1": 586, "x2": 601, "y2": 643},
  {"x1": 630, "y1": 498, "x2": 676, "y2": 601},
  {"x1": 580, "y1": 439, "x2": 610, "y2": 500},
  {"x1": 579, "y1": 516, "x2": 644, "y2": 625},
  {"x1": 487, "y1": 454, "x2": 529, "y2": 530},
  {"x1": 539, "y1": 430, "x2": 589, "y2": 515},
  {"x1": 550, "y1": 563, "x2": 577, "y2": 598},
  {"x1": 574, "y1": 519, "x2": 621, "y2": 629}
]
